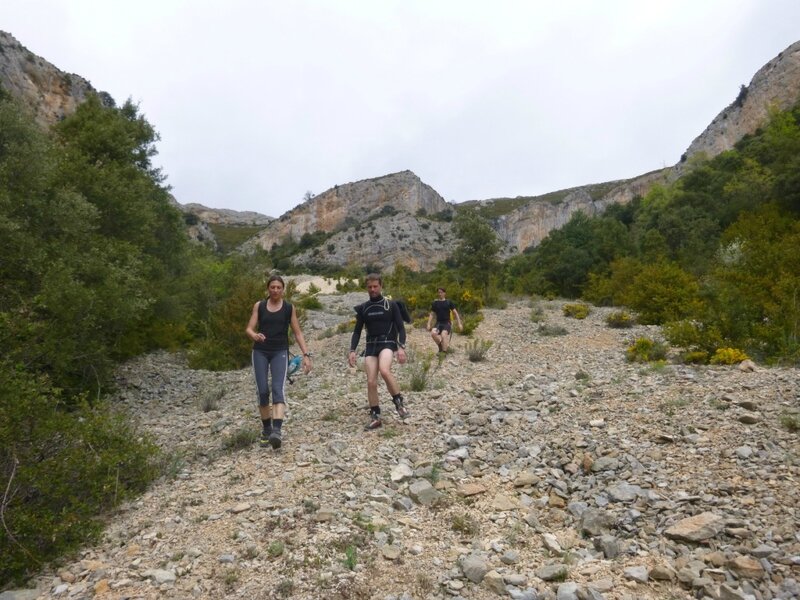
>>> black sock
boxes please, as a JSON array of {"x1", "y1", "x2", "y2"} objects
[
  {"x1": 262, "y1": 418, "x2": 272, "y2": 432},
  {"x1": 370, "y1": 406, "x2": 381, "y2": 418},
  {"x1": 273, "y1": 419, "x2": 283, "y2": 431},
  {"x1": 392, "y1": 393, "x2": 402, "y2": 401}
]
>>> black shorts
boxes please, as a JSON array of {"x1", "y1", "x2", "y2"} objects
[
  {"x1": 435, "y1": 322, "x2": 452, "y2": 334},
  {"x1": 364, "y1": 339, "x2": 398, "y2": 357}
]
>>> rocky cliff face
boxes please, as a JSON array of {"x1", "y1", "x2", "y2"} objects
[
  {"x1": 252, "y1": 170, "x2": 450, "y2": 251},
  {"x1": 5, "y1": 28, "x2": 798, "y2": 266},
  {"x1": 494, "y1": 169, "x2": 670, "y2": 252},
  {"x1": 0, "y1": 31, "x2": 113, "y2": 125},
  {"x1": 681, "y1": 40, "x2": 800, "y2": 163},
  {"x1": 179, "y1": 203, "x2": 273, "y2": 226},
  {"x1": 247, "y1": 171, "x2": 453, "y2": 269},
  {"x1": 290, "y1": 211, "x2": 455, "y2": 272}
]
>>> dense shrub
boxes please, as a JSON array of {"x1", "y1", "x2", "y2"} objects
[
  {"x1": 605, "y1": 310, "x2": 635, "y2": 328},
  {"x1": 625, "y1": 337, "x2": 668, "y2": 363},
  {"x1": 709, "y1": 347, "x2": 749, "y2": 365},
  {"x1": 0, "y1": 362, "x2": 159, "y2": 585},
  {"x1": 620, "y1": 262, "x2": 703, "y2": 325},
  {"x1": 562, "y1": 303, "x2": 590, "y2": 319}
]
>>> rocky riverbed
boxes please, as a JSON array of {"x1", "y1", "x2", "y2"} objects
[{"x1": 10, "y1": 297, "x2": 800, "y2": 600}]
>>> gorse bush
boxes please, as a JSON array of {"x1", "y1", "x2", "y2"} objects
[
  {"x1": 625, "y1": 337, "x2": 668, "y2": 363},
  {"x1": 563, "y1": 303, "x2": 591, "y2": 319},
  {"x1": 709, "y1": 347, "x2": 749, "y2": 365},
  {"x1": 605, "y1": 310, "x2": 634, "y2": 328},
  {"x1": 680, "y1": 350, "x2": 710, "y2": 364}
]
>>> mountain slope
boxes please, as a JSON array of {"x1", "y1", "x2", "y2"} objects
[{"x1": 12, "y1": 297, "x2": 798, "y2": 599}]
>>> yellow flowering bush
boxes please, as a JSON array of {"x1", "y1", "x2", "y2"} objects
[{"x1": 709, "y1": 347, "x2": 749, "y2": 365}]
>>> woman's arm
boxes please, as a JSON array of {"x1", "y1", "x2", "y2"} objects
[
  {"x1": 246, "y1": 301, "x2": 265, "y2": 342},
  {"x1": 290, "y1": 305, "x2": 312, "y2": 373}
]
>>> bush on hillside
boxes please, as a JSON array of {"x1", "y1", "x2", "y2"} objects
[
  {"x1": 625, "y1": 337, "x2": 668, "y2": 363},
  {"x1": 0, "y1": 361, "x2": 159, "y2": 586}
]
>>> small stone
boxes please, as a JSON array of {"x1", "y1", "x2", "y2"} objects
[
  {"x1": 542, "y1": 532, "x2": 562, "y2": 553},
  {"x1": 458, "y1": 483, "x2": 487, "y2": 497},
  {"x1": 483, "y1": 570, "x2": 507, "y2": 595},
  {"x1": 664, "y1": 512, "x2": 724, "y2": 542},
  {"x1": 381, "y1": 545, "x2": 401, "y2": 560},
  {"x1": 230, "y1": 502, "x2": 251, "y2": 514},
  {"x1": 649, "y1": 563, "x2": 677, "y2": 581},
  {"x1": 391, "y1": 463, "x2": 414, "y2": 482},
  {"x1": 536, "y1": 563, "x2": 568, "y2": 581},
  {"x1": 728, "y1": 555, "x2": 764, "y2": 579},
  {"x1": 492, "y1": 493, "x2": 518, "y2": 511},
  {"x1": 143, "y1": 569, "x2": 177, "y2": 584},
  {"x1": 623, "y1": 565, "x2": 649, "y2": 583},
  {"x1": 556, "y1": 581, "x2": 579, "y2": 600},
  {"x1": 461, "y1": 554, "x2": 490, "y2": 583}
]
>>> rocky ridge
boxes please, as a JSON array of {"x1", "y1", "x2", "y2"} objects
[
  {"x1": 13, "y1": 295, "x2": 799, "y2": 600},
  {"x1": 245, "y1": 171, "x2": 452, "y2": 270},
  {"x1": 0, "y1": 31, "x2": 113, "y2": 126},
  {"x1": 681, "y1": 40, "x2": 800, "y2": 165}
]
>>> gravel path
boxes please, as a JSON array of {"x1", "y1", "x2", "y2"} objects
[{"x1": 17, "y1": 298, "x2": 800, "y2": 600}]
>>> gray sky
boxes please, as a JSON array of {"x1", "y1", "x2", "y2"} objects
[{"x1": 4, "y1": 1, "x2": 800, "y2": 217}]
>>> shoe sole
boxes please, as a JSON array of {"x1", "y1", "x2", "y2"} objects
[
  {"x1": 364, "y1": 421, "x2": 383, "y2": 431},
  {"x1": 269, "y1": 433, "x2": 282, "y2": 449}
]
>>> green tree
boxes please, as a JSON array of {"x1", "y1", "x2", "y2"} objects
[{"x1": 453, "y1": 208, "x2": 502, "y2": 297}]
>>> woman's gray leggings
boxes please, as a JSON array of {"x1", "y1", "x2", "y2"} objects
[{"x1": 251, "y1": 349, "x2": 288, "y2": 406}]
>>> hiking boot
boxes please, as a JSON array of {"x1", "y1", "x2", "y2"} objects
[
  {"x1": 268, "y1": 430, "x2": 282, "y2": 449},
  {"x1": 364, "y1": 416, "x2": 383, "y2": 431},
  {"x1": 260, "y1": 429, "x2": 271, "y2": 448},
  {"x1": 392, "y1": 396, "x2": 409, "y2": 419}
]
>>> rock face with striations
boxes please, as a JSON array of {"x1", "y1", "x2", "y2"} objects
[
  {"x1": 0, "y1": 30, "x2": 114, "y2": 125},
  {"x1": 493, "y1": 169, "x2": 669, "y2": 252},
  {"x1": 250, "y1": 170, "x2": 452, "y2": 263},
  {"x1": 681, "y1": 40, "x2": 800, "y2": 163}
]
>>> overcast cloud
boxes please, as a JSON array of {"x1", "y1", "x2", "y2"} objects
[{"x1": 3, "y1": 1, "x2": 800, "y2": 217}]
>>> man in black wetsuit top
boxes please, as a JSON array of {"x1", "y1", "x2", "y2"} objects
[
  {"x1": 348, "y1": 273, "x2": 409, "y2": 430},
  {"x1": 426, "y1": 287, "x2": 463, "y2": 354}
]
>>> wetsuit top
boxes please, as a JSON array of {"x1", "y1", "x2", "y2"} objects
[
  {"x1": 253, "y1": 300, "x2": 293, "y2": 352},
  {"x1": 430, "y1": 299, "x2": 456, "y2": 324},
  {"x1": 350, "y1": 295, "x2": 407, "y2": 351}
]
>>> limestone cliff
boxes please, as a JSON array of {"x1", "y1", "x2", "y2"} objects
[
  {"x1": 179, "y1": 203, "x2": 273, "y2": 226},
  {"x1": 250, "y1": 170, "x2": 451, "y2": 252},
  {"x1": 491, "y1": 169, "x2": 670, "y2": 252},
  {"x1": 0, "y1": 31, "x2": 114, "y2": 124},
  {"x1": 290, "y1": 211, "x2": 455, "y2": 272},
  {"x1": 681, "y1": 40, "x2": 800, "y2": 163}
]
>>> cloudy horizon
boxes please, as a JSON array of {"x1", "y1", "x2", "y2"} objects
[{"x1": 4, "y1": 1, "x2": 800, "y2": 217}]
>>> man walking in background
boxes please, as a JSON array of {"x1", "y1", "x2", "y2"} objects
[{"x1": 427, "y1": 287, "x2": 463, "y2": 354}]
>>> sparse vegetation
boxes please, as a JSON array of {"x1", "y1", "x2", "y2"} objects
[
  {"x1": 605, "y1": 310, "x2": 635, "y2": 328},
  {"x1": 626, "y1": 337, "x2": 668, "y2": 363},
  {"x1": 538, "y1": 324, "x2": 568, "y2": 336},
  {"x1": 779, "y1": 412, "x2": 800, "y2": 433},
  {"x1": 563, "y1": 303, "x2": 590, "y2": 319},
  {"x1": 451, "y1": 513, "x2": 480, "y2": 536},
  {"x1": 466, "y1": 338, "x2": 493, "y2": 362},
  {"x1": 222, "y1": 427, "x2": 258, "y2": 451}
]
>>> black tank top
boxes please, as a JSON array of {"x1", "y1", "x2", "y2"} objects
[{"x1": 253, "y1": 301, "x2": 292, "y2": 352}]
